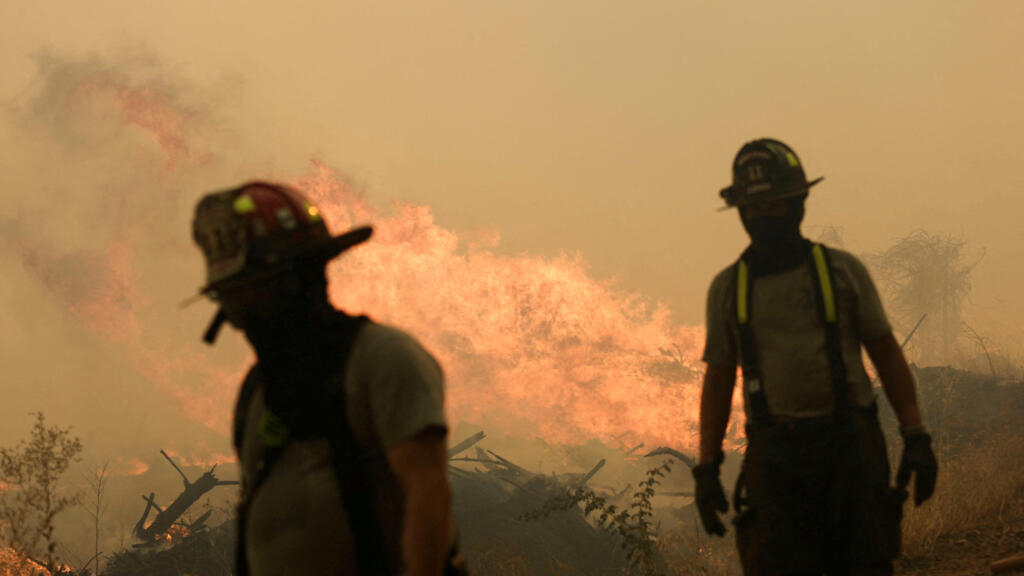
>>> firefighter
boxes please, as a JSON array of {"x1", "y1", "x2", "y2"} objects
[
  {"x1": 692, "y1": 139, "x2": 938, "y2": 575},
  {"x1": 191, "y1": 181, "x2": 464, "y2": 576}
]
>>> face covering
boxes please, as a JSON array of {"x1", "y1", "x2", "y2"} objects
[
  {"x1": 243, "y1": 294, "x2": 337, "y2": 439},
  {"x1": 740, "y1": 199, "x2": 808, "y2": 274},
  {"x1": 743, "y1": 215, "x2": 798, "y2": 247}
]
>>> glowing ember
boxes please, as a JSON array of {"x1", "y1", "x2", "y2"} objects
[
  {"x1": 0, "y1": 547, "x2": 50, "y2": 576},
  {"x1": 160, "y1": 524, "x2": 191, "y2": 544}
]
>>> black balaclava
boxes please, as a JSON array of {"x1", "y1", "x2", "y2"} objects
[
  {"x1": 739, "y1": 196, "x2": 810, "y2": 276},
  {"x1": 240, "y1": 265, "x2": 341, "y2": 437}
]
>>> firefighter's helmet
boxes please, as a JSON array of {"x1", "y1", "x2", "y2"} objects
[
  {"x1": 192, "y1": 181, "x2": 371, "y2": 296},
  {"x1": 719, "y1": 139, "x2": 823, "y2": 209}
]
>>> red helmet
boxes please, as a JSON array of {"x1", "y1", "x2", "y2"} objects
[
  {"x1": 191, "y1": 182, "x2": 371, "y2": 344},
  {"x1": 192, "y1": 181, "x2": 371, "y2": 295}
]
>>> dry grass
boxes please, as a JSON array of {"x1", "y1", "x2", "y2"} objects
[
  {"x1": 655, "y1": 429, "x2": 1024, "y2": 576},
  {"x1": 469, "y1": 543, "x2": 586, "y2": 576},
  {"x1": 658, "y1": 527, "x2": 740, "y2": 575},
  {"x1": 901, "y1": 431, "x2": 1024, "y2": 557}
]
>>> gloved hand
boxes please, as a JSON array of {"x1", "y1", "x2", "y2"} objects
[
  {"x1": 896, "y1": 425, "x2": 938, "y2": 506},
  {"x1": 692, "y1": 451, "x2": 728, "y2": 536}
]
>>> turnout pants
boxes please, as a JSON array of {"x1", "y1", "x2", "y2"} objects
[{"x1": 733, "y1": 404, "x2": 904, "y2": 576}]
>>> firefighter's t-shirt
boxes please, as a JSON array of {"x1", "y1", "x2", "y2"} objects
[
  {"x1": 240, "y1": 322, "x2": 448, "y2": 576},
  {"x1": 702, "y1": 247, "x2": 892, "y2": 420}
]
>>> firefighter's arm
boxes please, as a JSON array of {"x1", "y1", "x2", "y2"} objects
[
  {"x1": 698, "y1": 362, "x2": 737, "y2": 464},
  {"x1": 387, "y1": 427, "x2": 452, "y2": 576},
  {"x1": 865, "y1": 331, "x2": 938, "y2": 504},
  {"x1": 864, "y1": 332, "x2": 922, "y2": 429}
]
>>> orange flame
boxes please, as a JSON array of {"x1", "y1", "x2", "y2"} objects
[
  {"x1": 15, "y1": 66, "x2": 735, "y2": 463},
  {"x1": 113, "y1": 87, "x2": 191, "y2": 166},
  {"x1": 0, "y1": 547, "x2": 51, "y2": 576},
  {"x1": 160, "y1": 449, "x2": 236, "y2": 469},
  {"x1": 10, "y1": 66, "x2": 237, "y2": 449},
  {"x1": 67, "y1": 74, "x2": 206, "y2": 168},
  {"x1": 296, "y1": 162, "x2": 711, "y2": 450},
  {"x1": 110, "y1": 457, "x2": 150, "y2": 477},
  {"x1": 160, "y1": 524, "x2": 191, "y2": 544}
]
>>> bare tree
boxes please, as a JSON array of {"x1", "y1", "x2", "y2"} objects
[
  {"x1": 80, "y1": 462, "x2": 109, "y2": 575},
  {"x1": 868, "y1": 230, "x2": 983, "y2": 363},
  {"x1": 0, "y1": 412, "x2": 83, "y2": 574},
  {"x1": 961, "y1": 322, "x2": 997, "y2": 378}
]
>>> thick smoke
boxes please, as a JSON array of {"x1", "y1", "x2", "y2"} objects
[
  {"x1": 0, "y1": 50, "x2": 263, "y2": 559},
  {"x1": 0, "y1": 50, "x2": 244, "y2": 459},
  {"x1": 0, "y1": 50, "x2": 714, "y2": 560}
]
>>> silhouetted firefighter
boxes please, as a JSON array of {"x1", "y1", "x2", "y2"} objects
[
  {"x1": 191, "y1": 182, "x2": 466, "y2": 576},
  {"x1": 693, "y1": 139, "x2": 938, "y2": 575}
]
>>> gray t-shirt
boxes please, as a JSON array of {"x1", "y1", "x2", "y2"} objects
[
  {"x1": 240, "y1": 322, "x2": 448, "y2": 576},
  {"x1": 702, "y1": 248, "x2": 892, "y2": 419}
]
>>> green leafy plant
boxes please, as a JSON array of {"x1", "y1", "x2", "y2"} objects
[{"x1": 523, "y1": 460, "x2": 673, "y2": 576}]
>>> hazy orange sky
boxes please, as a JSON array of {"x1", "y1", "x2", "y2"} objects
[
  {"x1": 5, "y1": 0, "x2": 1024, "y2": 318},
  {"x1": 3, "y1": 0, "x2": 1023, "y2": 424}
]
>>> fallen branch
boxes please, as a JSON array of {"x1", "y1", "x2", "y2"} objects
[
  {"x1": 449, "y1": 457, "x2": 515, "y2": 469},
  {"x1": 447, "y1": 431, "x2": 487, "y2": 459},
  {"x1": 486, "y1": 450, "x2": 530, "y2": 475},
  {"x1": 644, "y1": 447, "x2": 697, "y2": 469},
  {"x1": 474, "y1": 447, "x2": 502, "y2": 471},
  {"x1": 991, "y1": 552, "x2": 1024, "y2": 573},
  {"x1": 133, "y1": 451, "x2": 238, "y2": 542},
  {"x1": 624, "y1": 443, "x2": 645, "y2": 456},
  {"x1": 160, "y1": 450, "x2": 189, "y2": 486},
  {"x1": 577, "y1": 459, "x2": 606, "y2": 486}
]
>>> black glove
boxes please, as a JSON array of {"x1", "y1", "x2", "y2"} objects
[
  {"x1": 692, "y1": 451, "x2": 728, "y2": 536},
  {"x1": 896, "y1": 425, "x2": 938, "y2": 506}
]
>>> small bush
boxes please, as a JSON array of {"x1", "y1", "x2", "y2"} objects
[
  {"x1": 0, "y1": 413, "x2": 83, "y2": 574},
  {"x1": 523, "y1": 461, "x2": 672, "y2": 576}
]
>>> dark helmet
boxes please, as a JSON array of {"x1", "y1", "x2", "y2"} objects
[
  {"x1": 190, "y1": 181, "x2": 371, "y2": 344},
  {"x1": 719, "y1": 138, "x2": 823, "y2": 209}
]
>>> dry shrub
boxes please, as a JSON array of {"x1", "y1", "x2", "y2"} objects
[{"x1": 901, "y1": 431, "x2": 1024, "y2": 556}]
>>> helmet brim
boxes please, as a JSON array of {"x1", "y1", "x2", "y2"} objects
[
  {"x1": 192, "y1": 225, "x2": 374, "y2": 297},
  {"x1": 717, "y1": 176, "x2": 824, "y2": 211}
]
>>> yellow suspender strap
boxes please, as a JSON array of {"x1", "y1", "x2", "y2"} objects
[
  {"x1": 737, "y1": 259, "x2": 750, "y2": 325},
  {"x1": 811, "y1": 244, "x2": 837, "y2": 323},
  {"x1": 738, "y1": 245, "x2": 835, "y2": 325}
]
